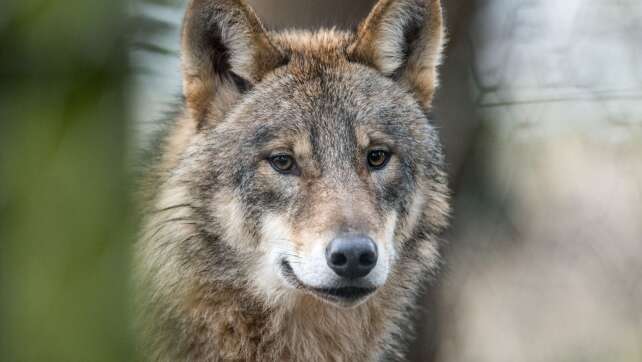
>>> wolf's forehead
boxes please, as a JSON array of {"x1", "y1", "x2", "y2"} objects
[
  {"x1": 271, "y1": 29, "x2": 354, "y2": 58},
  {"x1": 257, "y1": 64, "x2": 403, "y2": 122},
  {"x1": 243, "y1": 65, "x2": 420, "y2": 152}
]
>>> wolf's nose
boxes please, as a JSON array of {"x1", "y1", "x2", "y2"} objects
[{"x1": 325, "y1": 234, "x2": 378, "y2": 279}]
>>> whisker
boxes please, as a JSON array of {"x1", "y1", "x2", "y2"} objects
[
  {"x1": 261, "y1": 238, "x2": 305, "y2": 262},
  {"x1": 151, "y1": 216, "x2": 200, "y2": 226},
  {"x1": 147, "y1": 217, "x2": 201, "y2": 240},
  {"x1": 157, "y1": 232, "x2": 200, "y2": 251},
  {"x1": 150, "y1": 203, "x2": 196, "y2": 214}
]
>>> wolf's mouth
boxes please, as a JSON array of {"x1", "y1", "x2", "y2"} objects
[{"x1": 280, "y1": 259, "x2": 376, "y2": 305}]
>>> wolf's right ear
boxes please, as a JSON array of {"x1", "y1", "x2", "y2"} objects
[{"x1": 181, "y1": 0, "x2": 285, "y2": 124}]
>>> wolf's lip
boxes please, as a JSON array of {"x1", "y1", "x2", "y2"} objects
[
  {"x1": 310, "y1": 286, "x2": 376, "y2": 300},
  {"x1": 280, "y1": 259, "x2": 376, "y2": 303}
]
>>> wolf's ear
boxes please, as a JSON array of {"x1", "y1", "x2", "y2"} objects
[
  {"x1": 348, "y1": 0, "x2": 445, "y2": 109},
  {"x1": 181, "y1": 0, "x2": 285, "y2": 123}
]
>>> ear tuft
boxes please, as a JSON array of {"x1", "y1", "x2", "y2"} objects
[{"x1": 348, "y1": 0, "x2": 445, "y2": 109}]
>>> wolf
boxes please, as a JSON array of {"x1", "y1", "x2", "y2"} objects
[{"x1": 136, "y1": 0, "x2": 450, "y2": 360}]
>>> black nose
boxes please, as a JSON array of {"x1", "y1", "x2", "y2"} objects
[{"x1": 325, "y1": 234, "x2": 378, "y2": 279}]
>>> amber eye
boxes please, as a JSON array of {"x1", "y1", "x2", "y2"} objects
[
  {"x1": 269, "y1": 154, "x2": 296, "y2": 173},
  {"x1": 367, "y1": 149, "x2": 391, "y2": 170}
]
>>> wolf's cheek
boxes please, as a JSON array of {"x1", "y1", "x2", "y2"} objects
[
  {"x1": 210, "y1": 190, "x2": 258, "y2": 250},
  {"x1": 369, "y1": 156, "x2": 411, "y2": 207},
  {"x1": 249, "y1": 213, "x2": 299, "y2": 303}
]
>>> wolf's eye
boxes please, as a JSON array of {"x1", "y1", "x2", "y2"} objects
[
  {"x1": 367, "y1": 150, "x2": 391, "y2": 170},
  {"x1": 269, "y1": 154, "x2": 296, "y2": 174}
]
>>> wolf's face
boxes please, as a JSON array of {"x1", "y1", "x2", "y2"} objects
[
  {"x1": 200, "y1": 59, "x2": 443, "y2": 306},
  {"x1": 171, "y1": 0, "x2": 448, "y2": 308}
]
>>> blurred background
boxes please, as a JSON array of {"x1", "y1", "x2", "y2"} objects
[{"x1": 2, "y1": 0, "x2": 641, "y2": 361}]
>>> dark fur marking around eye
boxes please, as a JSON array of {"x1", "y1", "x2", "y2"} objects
[
  {"x1": 243, "y1": 187, "x2": 289, "y2": 213},
  {"x1": 376, "y1": 155, "x2": 417, "y2": 210}
]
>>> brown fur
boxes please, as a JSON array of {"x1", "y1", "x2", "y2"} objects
[{"x1": 136, "y1": 1, "x2": 449, "y2": 361}]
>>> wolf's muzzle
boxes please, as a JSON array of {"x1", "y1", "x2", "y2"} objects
[{"x1": 325, "y1": 234, "x2": 378, "y2": 279}]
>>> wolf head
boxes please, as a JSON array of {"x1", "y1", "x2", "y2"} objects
[{"x1": 148, "y1": 0, "x2": 449, "y2": 309}]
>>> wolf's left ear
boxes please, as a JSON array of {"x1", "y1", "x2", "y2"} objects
[{"x1": 348, "y1": 0, "x2": 445, "y2": 109}]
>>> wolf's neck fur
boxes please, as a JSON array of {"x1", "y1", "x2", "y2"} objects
[{"x1": 174, "y1": 282, "x2": 402, "y2": 361}]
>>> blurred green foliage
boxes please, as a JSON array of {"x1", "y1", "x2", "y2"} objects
[{"x1": 0, "y1": 0, "x2": 136, "y2": 360}]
